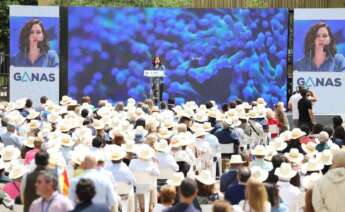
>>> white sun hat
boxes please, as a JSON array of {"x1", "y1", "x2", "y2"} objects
[
  {"x1": 252, "y1": 145, "x2": 267, "y2": 156},
  {"x1": 302, "y1": 142, "x2": 318, "y2": 156},
  {"x1": 303, "y1": 158, "x2": 324, "y2": 173},
  {"x1": 284, "y1": 148, "x2": 304, "y2": 164},
  {"x1": 137, "y1": 144, "x2": 155, "y2": 160},
  {"x1": 134, "y1": 126, "x2": 148, "y2": 137},
  {"x1": 158, "y1": 127, "x2": 173, "y2": 139},
  {"x1": 9, "y1": 163, "x2": 27, "y2": 179},
  {"x1": 154, "y1": 139, "x2": 171, "y2": 153},
  {"x1": 167, "y1": 172, "x2": 185, "y2": 186},
  {"x1": 291, "y1": 128, "x2": 306, "y2": 140},
  {"x1": 27, "y1": 110, "x2": 40, "y2": 120},
  {"x1": 1, "y1": 145, "x2": 21, "y2": 162},
  {"x1": 108, "y1": 145, "x2": 126, "y2": 161},
  {"x1": 275, "y1": 162, "x2": 297, "y2": 180},
  {"x1": 269, "y1": 137, "x2": 287, "y2": 151},
  {"x1": 195, "y1": 169, "x2": 215, "y2": 185},
  {"x1": 230, "y1": 154, "x2": 246, "y2": 164},
  {"x1": 23, "y1": 136, "x2": 36, "y2": 148},
  {"x1": 302, "y1": 173, "x2": 322, "y2": 190},
  {"x1": 60, "y1": 133, "x2": 74, "y2": 147},
  {"x1": 250, "y1": 166, "x2": 269, "y2": 182},
  {"x1": 29, "y1": 120, "x2": 41, "y2": 130},
  {"x1": 317, "y1": 149, "x2": 333, "y2": 166}
]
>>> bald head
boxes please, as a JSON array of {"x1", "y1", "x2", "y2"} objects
[
  {"x1": 82, "y1": 155, "x2": 97, "y2": 170},
  {"x1": 332, "y1": 151, "x2": 345, "y2": 169}
]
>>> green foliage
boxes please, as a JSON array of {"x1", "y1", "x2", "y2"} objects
[{"x1": 245, "y1": 0, "x2": 269, "y2": 8}]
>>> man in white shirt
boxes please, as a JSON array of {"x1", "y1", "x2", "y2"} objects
[
  {"x1": 288, "y1": 87, "x2": 302, "y2": 128},
  {"x1": 69, "y1": 155, "x2": 119, "y2": 211},
  {"x1": 154, "y1": 140, "x2": 179, "y2": 171}
]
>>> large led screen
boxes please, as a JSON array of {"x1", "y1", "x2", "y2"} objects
[{"x1": 68, "y1": 8, "x2": 288, "y2": 105}]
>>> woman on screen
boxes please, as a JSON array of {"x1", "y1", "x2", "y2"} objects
[
  {"x1": 294, "y1": 22, "x2": 345, "y2": 72},
  {"x1": 12, "y1": 19, "x2": 59, "y2": 67}
]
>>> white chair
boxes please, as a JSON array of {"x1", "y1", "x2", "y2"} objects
[
  {"x1": 219, "y1": 143, "x2": 234, "y2": 154},
  {"x1": 133, "y1": 171, "x2": 157, "y2": 212},
  {"x1": 116, "y1": 182, "x2": 135, "y2": 212},
  {"x1": 201, "y1": 204, "x2": 213, "y2": 212},
  {"x1": 158, "y1": 168, "x2": 176, "y2": 180}
]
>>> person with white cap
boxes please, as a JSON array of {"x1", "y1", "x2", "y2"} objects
[
  {"x1": 195, "y1": 170, "x2": 219, "y2": 205},
  {"x1": 154, "y1": 139, "x2": 179, "y2": 171},
  {"x1": 250, "y1": 145, "x2": 273, "y2": 172},
  {"x1": 105, "y1": 145, "x2": 136, "y2": 185},
  {"x1": 312, "y1": 151, "x2": 345, "y2": 212},
  {"x1": 220, "y1": 154, "x2": 246, "y2": 193},
  {"x1": 275, "y1": 162, "x2": 301, "y2": 212}
]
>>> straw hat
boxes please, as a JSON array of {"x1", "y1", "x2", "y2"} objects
[
  {"x1": 279, "y1": 130, "x2": 292, "y2": 141},
  {"x1": 194, "y1": 128, "x2": 207, "y2": 138},
  {"x1": 1, "y1": 145, "x2": 21, "y2": 162},
  {"x1": 47, "y1": 113, "x2": 60, "y2": 123},
  {"x1": 207, "y1": 109, "x2": 218, "y2": 119},
  {"x1": 60, "y1": 133, "x2": 74, "y2": 147},
  {"x1": 224, "y1": 117, "x2": 241, "y2": 128},
  {"x1": 58, "y1": 119, "x2": 71, "y2": 133},
  {"x1": 302, "y1": 173, "x2": 322, "y2": 190},
  {"x1": 93, "y1": 119, "x2": 105, "y2": 130},
  {"x1": 154, "y1": 139, "x2": 171, "y2": 153},
  {"x1": 317, "y1": 149, "x2": 333, "y2": 166},
  {"x1": 122, "y1": 142, "x2": 138, "y2": 154},
  {"x1": 284, "y1": 148, "x2": 304, "y2": 164},
  {"x1": 15, "y1": 98, "x2": 26, "y2": 109},
  {"x1": 302, "y1": 142, "x2": 317, "y2": 156},
  {"x1": 60, "y1": 96, "x2": 72, "y2": 106},
  {"x1": 137, "y1": 145, "x2": 155, "y2": 160},
  {"x1": 193, "y1": 111, "x2": 208, "y2": 123},
  {"x1": 303, "y1": 158, "x2": 324, "y2": 172},
  {"x1": 247, "y1": 110, "x2": 257, "y2": 119},
  {"x1": 5, "y1": 102, "x2": 16, "y2": 112},
  {"x1": 264, "y1": 147, "x2": 278, "y2": 161},
  {"x1": 27, "y1": 110, "x2": 40, "y2": 120},
  {"x1": 158, "y1": 127, "x2": 173, "y2": 139},
  {"x1": 202, "y1": 122, "x2": 214, "y2": 132},
  {"x1": 167, "y1": 172, "x2": 185, "y2": 186},
  {"x1": 275, "y1": 162, "x2": 297, "y2": 180},
  {"x1": 109, "y1": 146, "x2": 126, "y2": 161},
  {"x1": 252, "y1": 145, "x2": 267, "y2": 156},
  {"x1": 256, "y1": 98, "x2": 266, "y2": 106},
  {"x1": 23, "y1": 136, "x2": 36, "y2": 148},
  {"x1": 269, "y1": 137, "x2": 287, "y2": 151},
  {"x1": 240, "y1": 102, "x2": 252, "y2": 110},
  {"x1": 250, "y1": 166, "x2": 269, "y2": 182},
  {"x1": 291, "y1": 128, "x2": 306, "y2": 140},
  {"x1": 9, "y1": 163, "x2": 26, "y2": 179},
  {"x1": 230, "y1": 155, "x2": 245, "y2": 164},
  {"x1": 29, "y1": 120, "x2": 41, "y2": 130},
  {"x1": 195, "y1": 170, "x2": 215, "y2": 185}
]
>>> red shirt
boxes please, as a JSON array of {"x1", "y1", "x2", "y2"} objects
[{"x1": 267, "y1": 118, "x2": 279, "y2": 138}]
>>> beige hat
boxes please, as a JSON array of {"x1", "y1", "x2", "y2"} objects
[
  {"x1": 23, "y1": 136, "x2": 36, "y2": 148},
  {"x1": 302, "y1": 173, "x2": 322, "y2": 190},
  {"x1": 275, "y1": 162, "x2": 297, "y2": 180},
  {"x1": 93, "y1": 119, "x2": 105, "y2": 130},
  {"x1": 317, "y1": 149, "x2": 333, "y2": 166},
  {"x1": 108, "y1": 146, "x2": 126, "y2": 161},
  {"x1": 58, "y1": 119, "x2": 72, "y2": 133},
  {"x1": 194, "y1": 128, "x2": 207, "y2": 138},
  {"x1": 291, "y1": 128, "x2": 306, "y2": 140},
  {"x1": 264, "y1": 147, "x2": 278, "y2": 161},
  {"x1": 47, "y1": 113, "x2": 60, "y2": 123},
  {"x1": 15, "y1": 98, "x2": 26, "y2": 110},
  {"x1": 252, "y1": 145, "x2": 267, "y2": 156},
  {"x1": 27, "y1": 110, "x2": 40, "y2": 120},
  {"x1": 60, "y1": 96, "x2": 72, "y2": 106},
  {"x1": 60, "y1": 133, "x2": 74, "y2": 147},
  {"x1": 195, "y1": 170, "x2": 215, "y2": 185},
  {"x1": 134, "y1": 126, "x2": 148, "y2": 136},
  {"x1": 167, "y1": 172, "x2": 185, "y2": 186},
  {"x1": 9, "y1": 163, "x2": 27, "y2": 179},
  {"x1": 318, "y1": 131, "x2": 329, "y2": 143},
  {"x1": 122, "y1": 143, "x2": 138, "y2": 154},
  {"x1": 154, "y1": 139, "x2": 171, "y2": 153},
  {"x1": 193, "y1": 111, "x2": 208, "y2": 123},
  {"x1": 284, "y1": 148, "x2": 304, "y2": 164},
  {"x1": 240, "y1": 102, "x2": 252, "y2": 110},
  {"x1": 5, "y1": 102, "x2": 17, "y2": 112},
  {"x1": 250, "y1": 166, "x2": 269, "y2": 182},
  {"x1": 303, "y1": 158, "x2": 324, "y2": 172},
  {"x1": 1, "y1": 145, "x2": 21, "y2": 162},
  {"x1": 279, "y1": 130, "x2": 292, "y2": 141},
  {"x1": 29, "y1": 120, "x2": 41, "y2": 130},
  {"x1": 302, "y1": 142, "x2": 317, "y2": 156},
  {"x1": 202, "y1": 122, "x2": 214, "y2": 132},
  {"x1": 230, "y1": 155, "x2": 245, "y2": 164},
  {"x1": 207, "y1": 109, "x2": 218, "y2": 119},
  {"x1": 256, "y1": 98, "x2": 266, "y2": 106},
  {"x1": 269, "y1": 137, "x2": 287, "y2": 151},
  {"x1": 247, "y1": 110, "x2": 257, "y2": 119},
  {"x1": 137, "y1": 144, "x2": 155, "y2": 160},
  {"x1": 224, "y1": 117, "x2": 241, "y2": 128},
  {"x1": 158, "y1": 127, "x2": 173, "y2": 139}
]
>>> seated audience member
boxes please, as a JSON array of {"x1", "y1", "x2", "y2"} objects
[
  {"x1": 332, "y1": 115, "x2": 343, "y2": 130},
  {"x1": 212, "y1": 200, "x2": 233, "y2": 212},
  {"x1": 250, "y1": 145, "x2": 273, "y2": 172},
  {"x1": 3, "y1": 163, "x2": 26, "y2": 204},
  {"x1": 166, "y1": 179, "x2": 200, "y2": 212},
  {"x1": 265, "y1": 183, "x2": 288, "y2": 212},
  {"x1": 195, "y1": 170, "x2": 219, "y2": 205},
  {"x1": 333, "y1": 126, "x2": 345, "y2": 147},
  {"x1": 275, "y1": 163, "x2": 301, "y2": 212},
  {"x1": 29, "y1": 170, "x2": 73, "y2": 212},
  {"x1": 70, "y1": 178, "x2": 109, "y2": 212},
  {"x1": 238, "y1": 178, "x2": 271, "y2": 212},
  {"x1": 316, "y1": 131, "x2": 330, "y2": 152},
  {"x1": 225, "y1": 167, "x2": 251, "y2": 205},
  {"x1": 312, "y1": 151, "x2": 345, "y2": 212},
  {"x1": 220, "y1": 155, "x2": 246, "y2": 192},
  {"x1": 153, "y1": 185, "x2": 176, "y2": 212}
]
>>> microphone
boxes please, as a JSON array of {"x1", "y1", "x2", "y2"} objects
[
  {"x1": 323, "y1": 44, "x2": 333, "y2": 57},
  {"x1": 37, "y1": 41, "x2": 44, "y2": 50}
]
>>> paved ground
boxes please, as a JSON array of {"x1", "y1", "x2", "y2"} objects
[{"x1": 0, "y1": 204, "x2": 23, "y2": 212}]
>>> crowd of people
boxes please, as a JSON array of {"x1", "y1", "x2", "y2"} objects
[{"x1": 0, "y1": 94, "x2": 344, "y2": 212}]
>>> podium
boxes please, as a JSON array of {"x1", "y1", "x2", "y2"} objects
[{"x1": 144, "y1": 70, "x2": 165, "y2": 105}]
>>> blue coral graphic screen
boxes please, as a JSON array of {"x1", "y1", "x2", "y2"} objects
[{"x1": 68, "y1": 8, "x2": 288, "y2": 105}]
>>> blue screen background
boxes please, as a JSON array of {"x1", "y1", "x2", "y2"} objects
[{"x1": 68, "y1": 7, "x2": 288, "y2": 106}]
